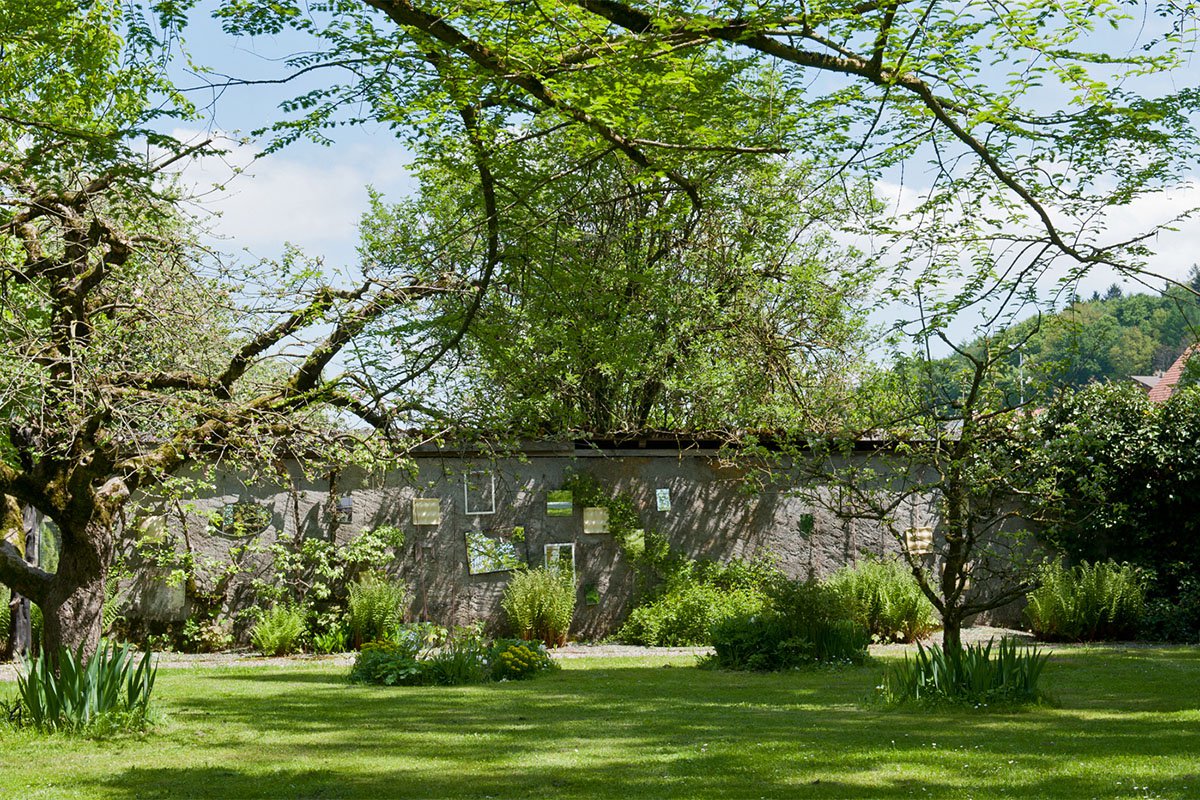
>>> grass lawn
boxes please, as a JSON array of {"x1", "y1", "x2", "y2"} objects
[{"x1": 2, "y1": 647, "x2": 1199, "y2": 799}]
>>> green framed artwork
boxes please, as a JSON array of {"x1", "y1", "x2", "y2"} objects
[{"x1": 546, "y1": 489, "x2": 573, "y2": 517}]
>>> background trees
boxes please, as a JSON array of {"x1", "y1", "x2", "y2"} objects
[{"x1": 360, "y1": 142, "x2": 877, "y2": 434}]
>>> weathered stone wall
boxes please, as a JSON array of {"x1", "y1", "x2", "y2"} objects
[{"x1": 123, "y1": 442, "x2": 1024, "y2": 639}]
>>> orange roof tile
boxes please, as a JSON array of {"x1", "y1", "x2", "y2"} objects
[{"x1": 1148, "y1": 343, "x2": 1199, "y2": 403}]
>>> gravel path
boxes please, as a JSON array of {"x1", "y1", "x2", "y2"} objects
[{"x1": 0, "y1": 626, "x2": 1080, "y2": 683}]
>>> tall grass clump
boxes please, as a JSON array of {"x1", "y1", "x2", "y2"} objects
[
  {"x1": 501, "y1": 567, "x2": 575, "y2": 647},
  {"x1": 347, "y1": 572, "x2": 408, "y2": 647},
  {"x1": 879, "y1": 639, "x2": 1048, "y2": 707},
  {"x1": 827, "y1": 558, "x2": 937, "y2": 643},
  {"x1": 1025, "y1": 560, "x2": 1148, "y2": 641},
  {"x1": 9, "y1": 641, "x2": 157, "y2": 732},
  {"x1": 250, "y1": 604, "x2": 306, "y2": 655}
]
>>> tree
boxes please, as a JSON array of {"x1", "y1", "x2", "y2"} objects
[
  {"x1": 801, "y1": 327, "x2": 1046, "y2": 653},
  {"x1": 217, "y1": 0, "x2": 1200, "y2": 301},
  {"x1": 360, "y1": 142, "x2": 877, "y2": 434},
  {"x1": 0, "y1": 2, "x2": 489, "y2": 659}
]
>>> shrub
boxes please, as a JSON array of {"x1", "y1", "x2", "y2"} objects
[
  {"x1": 490, "y1": 639, "x2": 556, "y2": 681},
  {"x1": 622, "y1": 583, "x2": 767, "y2": 646},
  {"x1": 10, "y1": 641, "x2": 157, "y2": 732},
  {"x1": 311, "y1": 624, "x2": 349, "y2": 655},
  {"x1": 348, "y1": 629, "x2": 557, "y2": 686},
  {"x1": 250, "y1": 604, "x2": 306, "y2": 656},
  {"x1": 347, "y1": 573, "x2": 408, "y2": 648},
  {"x1": 179, "y1": 617, "x2": 234, "y2": 654},
  {"x1": 704, "y1": 580, "x2": 869, "y2": 670},
  {"x1": 617, "y1": 558, "x2": 780, "y2": 647},
  {"x1": 879, "y1": 639, "x2": 1049, "y2": 707},
  {"x1": 1140, "y1": 578, "x2": 1200, "y2": 643},
  {"x1": 423, "y1": 629, "x2": 491, "y2": 685},
  {"x1": 348, "y1": 641, "x2": 426, "y2": 686},
  {"x1": 501, "y1": 567, "x2": 575, "y2": 647},
  {"x1": 386, "y1": 621, "x2": 448, "y2": 652},
  {"x1": 1025, "y1": 560, "x2": 1149, "y2": 641},
  {"x1": 827, "y1": 558, "x2": 937, "y2": 643}
]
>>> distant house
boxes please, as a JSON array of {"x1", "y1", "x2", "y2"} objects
[
  {"x1": 1129, "y1": 374, "x2": 1162, "y2": 394},
  {"x1": 1147, "y1": 344, "x2": 1199, "y2": 403}
]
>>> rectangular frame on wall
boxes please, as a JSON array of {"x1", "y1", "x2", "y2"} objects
[
  {"x1": 412, "y1": 498, "x2": 441, "y2": 526},
  {"x1": 465, "y1": 529, "x2": 523, "y2": 575},
  {"x1": 583, "y1": 506, "x2": 609, "y2": 534},
  {"x1": 544, "y1": 542, "x2": 576, "y2": 576},
  {"x1": 546, "y1": 490, "x2": 573, "y2": 517},
  {"x1": 463, "y1": 471, "x2": 496, "y2": 515},
  {"x1": 905, "y1": 526, "x2": 934, "y2": 555}
]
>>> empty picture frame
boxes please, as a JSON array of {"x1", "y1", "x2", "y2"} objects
[
  {"x1": 905, "y1": 526, "x2": 934, "y2": 556},
  {"x1": 546, "y1": 489, "x2": 573, "y2": 517},
  {"x1": 583, "y1": 506, "x2": 609, "y2": 534},
  {"x1": 465, "y1": 529, "x2": 522, "y2": 575},
  {"x1": 544, "y1": 542, "x2": 576, "y2": 576},
  {"x1": 655, "y1": 488, "x2": 671, "y2": 512},
  {"x1": 412, "y1": 498, "x2": 441, "y2": 526},
  {"x1": 463, "y1": 471, "x2": 496, "y2": 515}
]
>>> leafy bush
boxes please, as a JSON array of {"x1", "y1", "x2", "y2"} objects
[
  {"x1": 386, "y1": 621, "x2": 448, "y2": 652},
  {"x1": 179, "y1": 616, "x2": 234, "y2": 654},
  {"x1": 879, "y1": 639, "x2": 1048, "y2": 707},
  {"x1": 704, "y1": 580, "x2": 869, "y2": 670},
  {"x1": 347, "y1": 573, "x2": 408, "y2": 648},
  {"x1": 1025, "y1": 560, "x2": 1149, "y2": 641},
  {"x1": 423, "y1": 631, "x2": 491, "y2": 685},
  {"x1": 1140, "y1": 578, "x2": 1200, "y2": 643},
  {"x1": 622, "y1": 583, "x2": 767, "y2": 646},
  {"x1": 490, "y1": 639, "x2": 556, "y2": 681},
  {"x1": 250, "y1": 604, "x2": 306, "y2": 656},
  {"x1": 348, "y1": 629, "x2": 557, "y2": 686},
  {"x1": 617, "y1": 558, "x2": 780, "y2": 646},
  {"x1": 502, "y1": 567, "x2": 575, "y2": 647},
  {"x1": 311, "y1": 624, "x2": 349, "y2": 655},
  {"x1": 348, "y1": 641, "x2": 425, "y2": 686},
  {"x1": 827, "y1": 558, "x2": 937, "y2": 643},
  {"x1": 10, "y1": 641, "x2": 157, "y2": 732}
]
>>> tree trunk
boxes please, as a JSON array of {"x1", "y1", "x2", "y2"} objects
[
  {"x1": 38, "y1": 519, "x2": 111, "y2": 662},
  {"x1": 941, "y1": 610, "x2": 963, "y2": 654},
  {"x1": 2, "y1": 501, "x2": 38, "y2": 660}
]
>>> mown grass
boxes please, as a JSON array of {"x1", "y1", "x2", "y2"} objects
[{"x1": 1, "y1": 647, "x2": 1199, "y2": 799}]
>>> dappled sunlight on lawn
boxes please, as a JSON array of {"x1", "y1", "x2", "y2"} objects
[{"x1": 1, "y1": 651, "x2": 1198, "y2": 799}]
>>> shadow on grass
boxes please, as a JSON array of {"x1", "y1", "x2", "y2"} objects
[{"x1": 39, "y1": 649, "x2": 1200, "y2": 799}]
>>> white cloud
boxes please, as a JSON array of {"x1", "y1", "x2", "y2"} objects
[{"x1": 168, "y1": 129, "x2": 416, "y2": 265}]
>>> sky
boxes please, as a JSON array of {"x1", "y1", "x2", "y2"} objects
[{"x1": 170, "y1": 5, "x2": 1200, "y2": 333}]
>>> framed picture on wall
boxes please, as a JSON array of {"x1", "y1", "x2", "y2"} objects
[
  {"x1": 463, "y1": 471, "x2": 496, "y2": 515},
  {"x1": 465, "y1": 529, "x2": 522, "y2": 574}
]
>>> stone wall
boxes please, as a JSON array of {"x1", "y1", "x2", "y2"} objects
[{"x1": 123, "y1": 440, "x2": 1024, "y2": 639}]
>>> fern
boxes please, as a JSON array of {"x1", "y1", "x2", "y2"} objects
[{"x1": 1026, "y1": 560, "x2": 1148, "y2": 641}]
